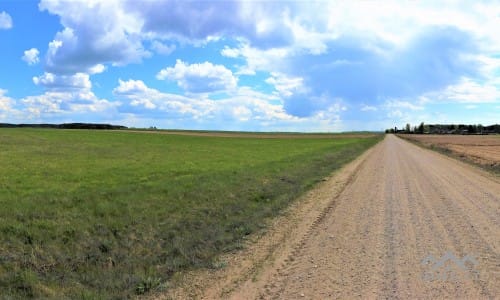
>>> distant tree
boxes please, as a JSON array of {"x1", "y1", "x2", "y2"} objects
[
  {"x1": 405, "y1": 123, "x2": 411, "y2": 133},
  {"x1": 478, "y1": 124, "x2": 483, "y2": 134},
  {"x1": 467, "y1": 124, "x2": 476, "y2": 134},
  {"x1": 424, "y1": 124, "x2": 430, "y2": 134},
  {"x1": 493, "y1": 124, "x2": 500, "y2": 133},
  {"x1": 418, "y1": 122, "x2": 424, "y2": 134}
]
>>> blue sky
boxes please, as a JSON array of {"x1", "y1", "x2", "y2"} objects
[{"x1": 0, "y1": 0, "x2": 499, "y2": 131}]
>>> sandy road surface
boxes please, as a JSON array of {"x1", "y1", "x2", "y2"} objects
[{"x1": 228, "y1": 134, "x2": 500, "y2": 299}]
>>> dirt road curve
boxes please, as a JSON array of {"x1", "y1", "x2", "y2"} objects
[{"x1": 230, "y1": 135, "x2": 499, "y2": 299}]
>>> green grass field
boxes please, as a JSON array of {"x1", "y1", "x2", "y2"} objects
[{"x1": 0, "y1": 129, "x2": 382, "y2": 298}]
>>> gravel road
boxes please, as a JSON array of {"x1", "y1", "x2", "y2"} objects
[{"x1": 239, "y1": 134, "x2": 500, "y2": 299}]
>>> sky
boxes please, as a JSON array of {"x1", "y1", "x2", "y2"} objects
[{"x1": 0, "y1": 0, "x2": 499, "y2": 132}]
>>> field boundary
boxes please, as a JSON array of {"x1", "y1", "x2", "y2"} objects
[
  {"x1": 396, "y1": 134, "x2": 500, "y2": 176},
  {"x1": 121, "y1": 129, "x2": 379, "y2": 139},
  {"x1": 152, "y1": 136, "x2": 384, "y2": 299}
]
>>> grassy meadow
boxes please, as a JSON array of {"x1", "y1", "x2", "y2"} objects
[{"x1": 0, "y1": 129, "x2": 382, "y2": 298}]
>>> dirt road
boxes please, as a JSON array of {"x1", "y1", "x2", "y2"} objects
[
  {"x1": 158, "y1": 135, "x2": 499, "y2": 299},
  {"x1": 229, "y1": 134, "x2": 500, "y2": 299}
]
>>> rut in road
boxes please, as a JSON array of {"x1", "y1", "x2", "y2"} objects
[{"x1": 231, "y1": 134, "x2": 500, "y2": 299}]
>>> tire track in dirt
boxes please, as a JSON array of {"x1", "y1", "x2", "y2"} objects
[{"x1": 231, "y1": 134, "x2": 499, "y2": 299}]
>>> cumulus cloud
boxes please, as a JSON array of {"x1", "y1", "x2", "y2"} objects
[
  {"x1": 113, "y1": 79, "x2": 343, "y2": 131},
  {"x1": 270, "y1": 26, "x2": 481, "y2": 117},
  {"x1": 38, "y1": 0, "x2": 296, "y2": 76},
  {"x1": 150, "y1": 41, "x2": 175, "y2": 55},
  {"x1": 33, "y1": 72, "x2": 92, "y2": 91},
  {"x1": 0, "y1": 89, "x2": 15, "y2": 111},
  {"x1": 424, "y1": 78, "x2": 500, "y2": 104},
  {"x1": 114, "y1": 79, "x2": 151, "y2": 95},
  {"x1": 39, "y1": 0, "x2": 148, "y2": 74},
  {"x1": 221, "y1": 43, "x2": 290, "y2": 75},
  {"x1": 384, "y1": 100, "x2": 425, "y2": 111},
  {"x1": 125, "y1": 0, "x2": 294, "y2": 48},
  {"x1": 265, "y1": 72, "x2": 304, "y2": 97},
  {"x1": 22, "y1": 90, "x2": 119, "y2": 119},
  {"x1": 22, "y1": 48, "x2": 40, "y2": 65},
  {"x1": 157, "y1": 60, "x2": 237, "y2": 93},
  {"x1": 0, "y1": 89, "x2": 23, "y2": 122},
  {"x1": 88, "y1": 64, "x2": 106, "y2": 74},
  {"x1": 15, "y1": 1, "x2": 500, "y2": 129},
  {"x1": 215, "y1": 2, "x2": 500, "y2": 118},
  {"x1": 2, "y1": 82, "x2": 118, "y2": 123},
  {"x1": 114, "y1": 79, "x2": 202, "y2": 115},
  {"x1": 28, "y1": 70, "x2": 118, "y2": 119},
  {"x1": 361, "y1": 105, "x2": 377, "y2": 112},
  {"x1": 0, "y1": 11, "x2": 12, "y2": 29}
]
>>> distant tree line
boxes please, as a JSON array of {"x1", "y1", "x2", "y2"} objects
[
  {"x1": 0, "y1": 123, "x2": 127, "y2": 130},
  {"x1": 385, "y1": 123, "x2": 500, "y2": 134}
]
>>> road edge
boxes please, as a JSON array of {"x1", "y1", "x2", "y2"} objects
[
  {"x1": 396, "y1": 134, "x2": 500, "y2": 179},
  {"x1": 151, "y1": 136, "x2": 385, "y2": 299}
]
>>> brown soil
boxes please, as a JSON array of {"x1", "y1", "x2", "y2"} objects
[
  {"x1": 401, "y1": 134, "x2": 500, "y2": 169},
  {"x1": 153, "y1": 135, "x2": 500, "y2": 299}
]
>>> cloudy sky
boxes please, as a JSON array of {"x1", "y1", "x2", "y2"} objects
[{"x1": 0, "y1": 1, "x2": 499, "y2": 131}]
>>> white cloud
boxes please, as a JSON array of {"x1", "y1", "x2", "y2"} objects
[
  {"x1": 6, "y1": 1, "x2": 500, "y2": 130},
  {"x1": 114, "y1": 79, "x2": 151, "y2": 95},
  {"x1": 265, "y1": 72, "x2": 304, "y2": 97},
  {"x1": 39, "y1": 0, "x2": 148, "y2": 74},
  {"x1": 22, "y1": 90, "x2": 118, "y2": 117},
  {"x1": 361, "y1": 105, "x2": 377, "y2": 112},
  {"x1": 150, "y1": 41, "x2": 175, "y2": 55},
  {"x1": 0, "y1": 89, "x2": 24, "y2": 122},
  {"x1": 33, "y1": 72, "x2": 92, "y2": 90},
  {"x1": 157, "y1": 60, "x2": 237, "y2": 93},
  {"x1": 3, "y1": 86, "x2": 117, "y2": 122},
  {"x1": 114, "y1": 79, "x2": 201, "y2": 115},
  {"x1": 0, "y1": 11, "x2": 12, "y2": 29},
  {"x1": 27, "y1": 71, "x2": 119, "y2": 118},
  {"x1": 0, "y1": 89, "x2": 15, "y2": 111},
  {"x1": 88, "y1": 64, "x2": 106, "y2": 74},
  {"x1": 112, "y1": 79, "x2": 345, "y2": 132},
  {"x1": 22, "y1": 48, "x2": 40, "y2": 65},
  {"x1": 221, "y1": 43, "x2": 289, "y2": 74},
  {"x1": 384, "y1": 99, "x2": 425, "y2": 111},
  {"x1": 428, "y1": 78, "x2": 500, "y2": 103},
  {"x1": 37, "y1": 0, "x2": 293, "y2": 75},
  {"x1": 127, "y1": 0, "x2": 293, "y2": 47},
  {"x1": 37, "y1": 1, "x2": 296, "y2": 75},
  {"x1": 221, "y1": 46, "x2": 240, "y2": 58}
]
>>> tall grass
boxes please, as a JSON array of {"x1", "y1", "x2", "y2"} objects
[{"x1": 0, "y1": 129, "x2": 382, "y2": 298}]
